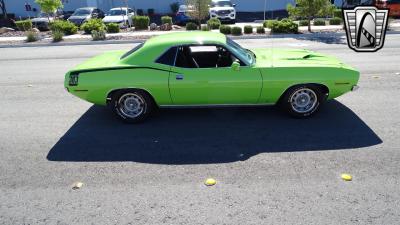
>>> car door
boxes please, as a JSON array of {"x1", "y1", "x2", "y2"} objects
[{"x1": 169, "y1": 45, "x2": 262, "y2": 105}]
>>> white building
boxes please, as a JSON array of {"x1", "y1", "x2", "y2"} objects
[{"x1": 5, "y1": 0, "x2": 345, "y2": 18}]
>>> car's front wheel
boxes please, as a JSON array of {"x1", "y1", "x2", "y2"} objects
[
  {"x1": 280, "y1": 85, "x2": 324, "y2": 118},
  {"x1": 112, "y1": 90, "x2": 154, "y2": 123}
]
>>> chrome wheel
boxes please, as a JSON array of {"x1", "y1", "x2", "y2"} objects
[
  {"x1": 290, "y1": 88, "x2": 318, "y2": 114},
  {"x1": 118, "y1": 93, "x2": 146, "y2": 119}
]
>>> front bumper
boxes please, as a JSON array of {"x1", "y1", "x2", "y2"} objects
[{"x1": 210, "y1": 12, "x2": 235, "y2": 21}]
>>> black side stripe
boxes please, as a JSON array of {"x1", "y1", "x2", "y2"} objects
[{"x1": 74, "y1": 66, "x2": 175, "y2": 74}]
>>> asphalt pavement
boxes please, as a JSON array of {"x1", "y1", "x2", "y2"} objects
[{"x1": 0, "y1": 34, "x2": 400, "y2": 224}]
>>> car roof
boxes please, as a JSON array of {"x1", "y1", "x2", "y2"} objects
[
  {"x1": 110, "y1": 7, "x2": 129, "y2": 10},
  {"x1": 144, "y1": 32, "x2": 227, "y2": 48},
  {"x1": 77, "y1": 7, "x2": 96, "y2": 10}
]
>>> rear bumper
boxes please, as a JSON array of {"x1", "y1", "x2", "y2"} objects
[{"x1": 351, "y1": 85, "x2": 360, "y2": 91}]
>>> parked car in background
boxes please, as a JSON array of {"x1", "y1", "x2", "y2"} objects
[
  {"x1": 175, "y1": 4, "x2": 194, "y2": 25},
  {"x1": 31, "y1": 9, "x2": 69, "y2": 31},
  {"x1": 103, "y1": 7, "x2": 135, "y2": 28},
  {"x1": 209, "y1": 0, "x2": 236, "y2": 24},
  {"x1": 68, "y1": 7, "x2": 105, "y2": 26},
  {"x1": 375, "y1": 0, "x2": 400, "y2": 16}
]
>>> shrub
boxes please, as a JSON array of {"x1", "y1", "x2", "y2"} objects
[
  {"x1": 270, "y1": 19, "x2": 298, "y2": 34},
  {"x1": 52, "y1": 29, "x2": 63, "y2": 42},
  {"x1": 50, "y1": 20, "x2": 77, "y2": 35},
  {"x1": 133, "y1": 16, "x2": 150, "y2": 30},
  {"x1": 16, "y1": 20, "x2": 32, "y2": 31},
  {"x1": 186, "y1": 22, "x2": 198, "y2": 30},
  {"x1": 333, "y1": 9, "x2": 342, "y2": 18},
  {"x1": 91, "y1": 29, "x2": 106, "y2": 41},
  {"x1": 161, "y1": 16, "x2": 173, "y2": 26},
  {"x1": 299, "y1": 20, "x2": 309, "y2": 26},
  {"x1": 106, "y1": 23, "x2": 120, "y2": 33},
  {"x1": 231, "y1": 26, "x2": 242, "y2": 35},
  {"x1": 219, "y1": 25, "x2": 231, "y2": 34},
  {"x1": 25, "y1": 30, "x2": 38, "y2": 42},
  {"x1": 244, "y1": 25, "x2": 253, "y2": 34},
  {"x1": 207, "y1": 18, "x2": 221, "y2": 29},
  {"x1": 170, "y1": 2, "x2": 180, "y2": 14},
  {"x1": 256, "y1": 26, "x2": 265, "y2": 34},
  {"x1": 313, "y1": 19, "x2": 326, "y2": 26},
  {"x1": 263, "y1": 20, "x2": 277, "y2": 28},
  {"x1": 81, "y1": 19, "x2": 105, "y2": 34},
  {"x1": 201, "y1": 25, "x2": 210, "y2": 31},
  {"x1": 329, "y1": 17, "x2": 342, "y2": 25}
]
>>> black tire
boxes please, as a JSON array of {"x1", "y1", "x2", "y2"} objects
[
  {"x1": 280, "y1": 85, "x2": 324, "y2": 118},
  {"x1": 111, "y1": 89, "x2": 154, "y2": 123}
]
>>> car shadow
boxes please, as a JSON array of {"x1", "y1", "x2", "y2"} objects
[
  {"x1": 47, "y1": 100, "x2": 382, "y2": 164},
  {"x1": 293, "y1": 33, "x2": 348, "y2": 45}
]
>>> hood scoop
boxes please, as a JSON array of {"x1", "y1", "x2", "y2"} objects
[{"x1": 285, "y1": 53, "x2": 320, "y2": 60}]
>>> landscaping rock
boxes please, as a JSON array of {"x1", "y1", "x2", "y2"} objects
[
  {"x1": 172, "y1": 25, "x2": 182, "y2": 30},
  {"x1": 0, "y1": 27, "x2": 14, "y2": 34},
  {"x1": 149, "y1": 23, "x2": 157, "y2": 31},
  {"x1": 31, "y1": 28, "x2": 40, "y2": 33},
  {"x1": 160, "y1": 23, "x2": 172, "y2": 31}
]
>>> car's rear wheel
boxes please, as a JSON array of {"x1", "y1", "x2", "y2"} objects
[
  {"x1": 281, "y1": 85, "x2": 324, "y2": 118},
  {"x1": 112, "y1": 90, "x2": 154, "y2": 123}
]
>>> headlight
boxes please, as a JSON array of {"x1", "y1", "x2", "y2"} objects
[{"x1": 210, "y1": 10, "x2": 216, "y2": 13}]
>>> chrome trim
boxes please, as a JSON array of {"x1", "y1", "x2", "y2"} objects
[{"x1": 159, "y1": 103, "x2": 274, "y2": 108}]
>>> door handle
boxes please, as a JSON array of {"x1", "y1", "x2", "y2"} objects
[{"x1": 176, "y1": 74, "x2": 184, "y2": 80}]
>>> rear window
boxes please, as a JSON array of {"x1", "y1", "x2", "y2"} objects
[{"x1": 120, "y1": 43, "x2": 144, "y2": 59}]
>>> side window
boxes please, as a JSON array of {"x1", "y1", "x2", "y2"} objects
[
  {"x1": 156, "y1": 47, "x2": 178, "y2": 66},
  {"x1": 175, "y1": 45, "x2": 243, "y2": 69}
]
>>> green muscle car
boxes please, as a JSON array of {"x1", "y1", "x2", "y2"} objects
[{"x1": 65, "y1": 32, "x2": 359, "y2": 123}]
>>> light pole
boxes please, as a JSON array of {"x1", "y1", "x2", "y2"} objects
[{"x1": 263, "y1": 0, "x2": 266, "y2": 21}]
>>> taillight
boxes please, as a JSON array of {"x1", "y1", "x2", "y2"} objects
[{"x1": 69, "y1": 73, "x2": 79, "y2": 86}]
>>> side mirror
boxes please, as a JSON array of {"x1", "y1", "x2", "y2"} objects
[
  {"x1": 233, "y1": 4, "x2": 236, "y2": 7},
  {"x1": 231, "y1": 61, "x2": 240, "y2": 71}
]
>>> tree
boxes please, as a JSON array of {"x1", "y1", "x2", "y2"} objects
[
  {"x1": 35, "y1": 0, "x2": 63, "y2": 21},
  {"x1": 287, "y1": 0, "x2": 335, "y2": 32},
  {"x1": 185, "y1": 0, "x2": 211, "y2": 28},
  {"x1": 0, "y1": 0, "x2": 7, "y2": 19}
]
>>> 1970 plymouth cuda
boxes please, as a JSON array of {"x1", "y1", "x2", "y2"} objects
[{"x1": 65, "y1": 32, "x2": 359, "y2": 123}]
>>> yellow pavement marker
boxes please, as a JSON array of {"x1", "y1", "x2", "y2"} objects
[
  {"x1": 204, "y1": 178, "x2": 217, "y2": 186},
  {"x1": 341, "y1": 173, "x2": 352, "y2": 181}
]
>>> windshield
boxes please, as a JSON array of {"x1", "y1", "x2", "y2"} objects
[
  {"x1": 37, "y1": 12, "x2": 54, "y2": 17},
  {"x1": 109, "y1": 9, "x2": 126, "y2": 15},
  {"x1": 212, "y1": 1, "x2": 233, "y2": 7},
  {"x1": 72, "y1": 9, "x2": 91, "y2": 16},
  {"x1": 226, "y1": 38, "x2": 255, "y2": 65}
]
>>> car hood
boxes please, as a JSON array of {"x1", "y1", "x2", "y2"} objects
[
  {"x1": 31, "y1": 17, "x2": 53, "y2": 22},
  {"x1": 103, "y1": 15, "x2": 127, "y2": 22},
  {"x1": 210, "y1": 6, "x2": 234, "y2": 11},
  {"x1": 73, "y1": 50, "x2": 127, "y2": 71},
  {"x1": 251, "y1": 48, "x2": 350, "y2": 68},
  {"x1": 68, "y1": 15, "x2": 89, "y2": 20}
]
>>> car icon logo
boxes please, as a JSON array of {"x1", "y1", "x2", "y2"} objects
[{"x1": 343, "y1": 6, "x2": 389, "y2": 52}]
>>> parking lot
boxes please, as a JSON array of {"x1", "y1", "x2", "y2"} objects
[{"x1": 1, "y1": 35, "x2": 400, "y2": 224}]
